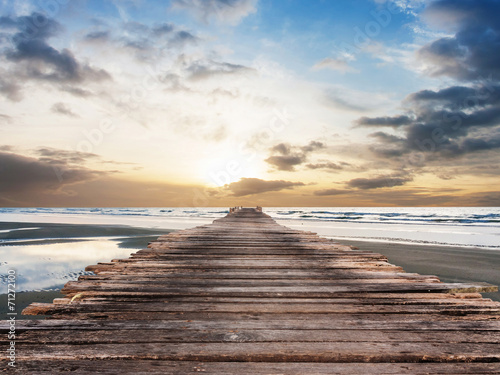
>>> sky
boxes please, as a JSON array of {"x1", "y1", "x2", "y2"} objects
[{"x1": 0, "y1": 0, "x2": 499, "y2": 207}]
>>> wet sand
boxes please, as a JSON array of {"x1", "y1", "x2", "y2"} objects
[
  {"x1": 0, "y1": 222, "x2": 170, "y2": 319},
  {"x1": 0, "y1": 290, "x2": 64, "y2": 320},
  {"x1": 338, "y1": 239, "x2": 500, "y2": 302}
]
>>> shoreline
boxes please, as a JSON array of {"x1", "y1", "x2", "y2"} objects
[
  {"x1": 1, "y1": 221, "x2": 498, "y2": 320},
  {"x1": 0, "y1": 222, "x2": 170, "y2": 319}
]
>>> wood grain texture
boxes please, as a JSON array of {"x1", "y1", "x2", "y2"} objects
[{"x1": 2, "y1": 207, "x2": 499, "y2": 374}]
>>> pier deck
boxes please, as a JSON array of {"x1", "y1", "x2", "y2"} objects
[{"x1": 2, "y1": 207, "x2": 500, "y2": 373}]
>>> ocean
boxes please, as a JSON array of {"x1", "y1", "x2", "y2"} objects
[{"x1": 1, "y1": 206, "x2": 499, "y2": 249}]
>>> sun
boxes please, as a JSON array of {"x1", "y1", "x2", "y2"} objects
[{"x1": 199, "y1": 151, "x2": 266, "y2": 187}]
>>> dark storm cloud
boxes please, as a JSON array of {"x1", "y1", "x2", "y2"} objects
[
  {"x1": 0, "y1": 12, "x2": 110, "y2": 93},
  {"x1": 0, "y1": 150, "x2": 209, "y2": 206},
  {"x1": 361, "y1": 102, "x2": 500, "y2": 159},
  {"x1": 356, "y1": 1, "x2": 500, "y2": 166},
  {"x1": 265, "y1": 141, "x2": 326, "y2": 171},
  {"x1": 406, "y1": 85, "x2": 500, "y2": 108},
  {"x1": 347, "y1": 175, "x2": 413, "y2": 190},
  {"x1": 420, "y1": 0, "x2": 500, "y2": 81},
  {"x1": 225, "y1": 177, "x2": 305, "y2": 197},
  {"x1": 0, "y1": 151, "x2": 105, "y2": 195}
]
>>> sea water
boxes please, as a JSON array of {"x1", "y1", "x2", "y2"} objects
[{"x1": 0, "y1": 207, "x2": 499, "y2": 249}]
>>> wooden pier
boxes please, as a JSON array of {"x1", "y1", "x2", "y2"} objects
[{"x1": 3, "y1": 207, "x2": 500, "y2": 373}]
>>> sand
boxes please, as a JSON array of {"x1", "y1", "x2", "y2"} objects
[
  {"x1": 338, "y1": 239, "x2": 500, "y2": 302},
  {"x1": 0, "y1": 290, "x2": 64, "y2": 320},
  {"x1": 0, "y1": 222, "x2": 169, "y2": 319}
]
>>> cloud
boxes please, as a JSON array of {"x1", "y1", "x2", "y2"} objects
[
  {"x1": 313, "y1": 58, "x2": 358, "y2": 73},
  {"x1": 0, "y1": 12, "x2": 110, "y2": 96},
  {"x1": 265, "y1": 141, "x2": 326, "y2": 171},
  {"x1": 419, "y1": 0, "x2": 500, "y2": 81},
  {"x1": 152, "y1": 23, "x2": 175, "y2": 36},
  {"x1": 84, "y1": 30, "x2": 111, "y2": 42},
  {"x1": 0, "y1": 151, "x2": 106, "y2": 197},
  {"x1": 355, "y1": 115, "x2": 413, "y2": 127},
  {"x1": 347, "y1": 174, "x2": 413, "y2": 190},
  {"x1": 84, "y1": 22, "x2": 199, "y2": 54},
  {"x1": 60, "y1": 86, "x2": 93, "y2": 97},
  {"x1": 306, "y1": 161, "x2": 349, "y2": 171},
  {"x1": 323, "y1": 91, "x2": 368, "y2": 112},
  {"x1": 314, "y1": 188, "x2": 349, "y2": 196},
  {"x1": 172, "y1": 0, "x2": 257, "y2": 25},
  {"x1": 0, "y1": 149, "x2": 205, "y2": 207},
  {"x1": 0, "y1": 76, "x2": 22, "y2": 101},
  {"x1": 186, "y1": 59, "x2": 254, "y2": 81},
  {"x1": 360, "y1": 86, "x2": 500, "y2": 159},
  {"x1": 51, "y1": 102, "x2": 79, "y2": 117},
  {"x1": 355, "y1": 1, "x2": 500, "y2": 167},
  {"x1": 0, "y1": 114, "x2": 12, "y2": 124},
  {"x1": 35, "y1": 148, "x2": 100, "y2": 165},
  {"x1": 301, "y1": 141, "x2": 325, "y2": 153},
  {"x1": 265, "y1": 155, "x2": 306, "y2": 171},
  {"x1": 225, "y1": 177, "x2": 305, "y2": 196}
]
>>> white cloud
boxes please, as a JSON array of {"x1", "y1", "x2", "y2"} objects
[
  {"x1": 312, "y1": 58, "x2": 359, "y2": 74},
  {"x1": 171, "y1": 0, "x2": 257, "y2": 25}
]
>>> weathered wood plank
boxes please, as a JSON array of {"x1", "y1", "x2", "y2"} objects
[
  {"x1": 60, "y1": 283, "x2": 498, "y2": 295},
  {"x1": 8, "y1": 207, "x2": 500, "y2": 372},
  {"x1": 7, "y1": 361, "x2": 500, "y2": 374},
  {"x1": 11, "y1": 328, "x2": 500, "y2": 344},
  {"x1": 22, "y1": 301, "x2": 500, "y2": 317},
  {"x1": 10, "y1": 342, "x2": 500, "y2": 362},
  {"x1": 4, "y1": 317, "x2": 500, "y2": 331}
]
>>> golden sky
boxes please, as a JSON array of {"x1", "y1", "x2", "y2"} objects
[{"x1": 1, "y1": 0, "x2": 499, "y2": 207}]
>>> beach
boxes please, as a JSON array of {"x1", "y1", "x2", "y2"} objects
[
  {"x1": 1, "y1": 207, "x2": 499, "y2": 319},
  {"x1": 337, "y1": 240, "x2": 500, "y2": 302},
  {"x1": 0, "y1": 221, "x2": 169, "y2": 319}
]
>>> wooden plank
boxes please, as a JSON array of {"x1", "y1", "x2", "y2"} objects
[
  {"x1": 4, "y1": 318, "x2": 500, "y2": 331},
  {"x1": 9, "y1": 361, "x2": 500, "y2": 374},
  {"x1": 78, "y1": 270, "x2": 441, "y2": 280},
  {"x1": 22, "y1": 301, "x2": 500, "y2": 316},
  {"x1": 10, "y1": 342, "x2": 500, "y2": 362},
  {"x1": 12, "y1": 328, "x2": 500, "y2": 344},
  {"x1": 60, "y1": 283, "x2": 498, "y2": 295},
  {"x1": 6, "y1": 207, "x2": 500, "y2": 372}
]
